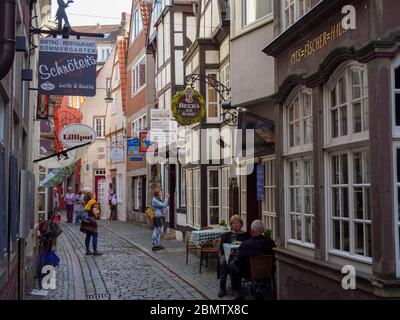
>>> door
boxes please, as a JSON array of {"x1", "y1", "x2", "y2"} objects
[
  {"x1": 96, "y1": 177, "x2": 107, "y2": 219},
  {"x1": 94, "y1": 175, "x2": 105, "y2": 203}
]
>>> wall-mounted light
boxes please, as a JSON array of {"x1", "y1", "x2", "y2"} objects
[{"x1": 104, "y1": 89, "x2": 113, "y2": 103}]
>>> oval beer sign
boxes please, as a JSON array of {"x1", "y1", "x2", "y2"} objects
[{"x1": 59, "y1": 124, "x2": 96, "y2": 148}]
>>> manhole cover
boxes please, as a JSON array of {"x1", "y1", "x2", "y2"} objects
[{"x1": 86, "y1": 293, "x2": 110, "y2": 300}]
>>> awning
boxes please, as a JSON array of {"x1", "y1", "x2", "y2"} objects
[
  {"x1": 34, "y1": 142, "x2": 90, "y2": 169},
  {"x1": 39, "y1": 163, "x2": 76, "y2": 188}
]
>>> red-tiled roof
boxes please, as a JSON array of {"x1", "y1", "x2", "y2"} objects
[{"x1": 117, "y1": 36, "x2": 129, "y2": 115}]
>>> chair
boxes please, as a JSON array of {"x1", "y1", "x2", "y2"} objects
[
  {"x1": 199, "y1": 236, "x2": 221, "y2": 273},
  {"x1": 242, "y1": 255, "x2": 274, "y2": 299},
  {"x1": 185, "y1": 230, "x2": 201, "y2": 265}
]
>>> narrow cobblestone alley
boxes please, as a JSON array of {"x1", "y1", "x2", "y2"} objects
[{"x1": 49, "y1": 221, "x2": 208, "y2": 300}]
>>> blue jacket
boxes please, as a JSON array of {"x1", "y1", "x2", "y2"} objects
[{"x1": 152, "y1": 197, "x2": 168, "y2": 218}]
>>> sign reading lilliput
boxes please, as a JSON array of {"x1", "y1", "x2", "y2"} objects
[
  {"x1": 59, "y1": 124, "x2": 96, "y2": 148},
  {"x1": 171, "y1": 87, "x2": 205, "y2": 126},
  {"x1": 38, "y1": 38, "x2": 97, "y2": 96}
]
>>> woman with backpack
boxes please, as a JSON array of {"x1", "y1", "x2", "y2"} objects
[
  {"x1": 151, "y1": 188, "x2": 169, "y2": 252},
  {"x1": 80, "y1": 192, "x2": 102, "y2": 256}
]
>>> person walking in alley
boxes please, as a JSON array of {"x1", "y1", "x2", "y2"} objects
[
  {"x1": 109, "y1": 192, "x2": 117, "y2": 220},
  {"x1": 151, "y1": 188, "x2": 169, "y2": 252},
  {"x1": 80, "y1": 194, "x2": 102, "y2": 256},
  {"x1": 64, "y1": 187, "x2": 75, "y2": 223},
  {"x1": 74, "y1": 191, "x2": 85, "y2": 225}
]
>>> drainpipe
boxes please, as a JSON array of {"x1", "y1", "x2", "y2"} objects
[{"x1": 0, "y1": 0, "x2": 16, "y2": 81}]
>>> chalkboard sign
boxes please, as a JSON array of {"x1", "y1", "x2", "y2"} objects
[{"x1": 256, "y1": 165, "x2": 264, "y2": 201}]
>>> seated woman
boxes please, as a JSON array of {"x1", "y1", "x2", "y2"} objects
[{"x1": 218, "y1": 215, "x2": 250, "y2": 298}]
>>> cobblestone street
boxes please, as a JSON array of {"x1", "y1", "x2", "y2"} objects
[{"x1": 48, "y1": 220, "x2": 234, "y2": 300}]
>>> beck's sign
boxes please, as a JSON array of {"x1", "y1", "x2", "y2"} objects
[
  {"x1": 59, "y1": 124, "x2": 96, "y2": 148},
  {"x1": 38, "y1": 38, "x2": 97, "y2": 96}
]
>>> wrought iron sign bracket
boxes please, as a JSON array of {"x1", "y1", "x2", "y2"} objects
[{"x1": 184, "y1": 73, "x2": 241, "y2": 126}]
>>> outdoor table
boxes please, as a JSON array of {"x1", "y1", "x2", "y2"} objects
[
  {"x1": 190, "y1": 228, "x2": 226, "y2": 246},
  {"x1": 223, "y1": 243, "x2": 240, "y2": 264}
]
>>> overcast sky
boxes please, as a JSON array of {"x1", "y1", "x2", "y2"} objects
[{"x1": 51, "y1": 0, "x2": 132, "y2": 26}]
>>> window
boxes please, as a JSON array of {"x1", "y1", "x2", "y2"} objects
[
  {"x1": 94, "y1": 117, "x2": 105, "y2": 138},
  {"x1": 287, "y1": 157, "x2": 314, "y2": 244},
  {"x1": 394, "y1": 147, "x2": 400, "y2": 276},
  {"x1": 242, "y1": 0, "x2": 273, "y2": 28},
  {"x1": 186, "y1": 170, "x2": 194, "y2": 226},
  {"x1": 262, "y1": 158, "x2": 277, "y2": 240},
  {"x1": 117, "y1": 174, "x2": 123, "y2": 203},
  {"x1": 283, "y1": 0, "x2": 312, "y2": 30},
  {"x1": 131, "y1": 8, "x2": 143, "y2": 43},
  {"x1": 132, "y1": 56, "x2": 146, "y2": 96},
  {"x1": 208, "y1": 169, "x2": 220, "y2": 225},
  {"x1": 180, "y1": 165, "x2": 186, "y2": 207},
  {"x1": 220, "y1": 63, "x2": 230, "y2": 100},
  {"x1": 287, "y1": 89, "x2": 312, "y2": 151},
  {"x1": 132, "y1": 115, "x2": 147, "y2": 139},
  {"x1": 221, "y1": 167, "x2": 229, "y2": 224},
  {"x1": 327, "y1": 64, "x2": 369, "y2": 142},
  {"x1": 330, "y1": 149, "x2": 371, "y2": 259},
  {"x1": 240, "y1": 174, "x2": 247, "y2": 231},
  {"x1": 285, "y1": 88, "x2": 314, "y2": 246},
  {"x1": 132, "y1": 177, "x2": 139, "y2": 210},
  {"x1": 194, "y1": 170, "x2": 201, "y2": 227},
  {"x1": 393, "y1": 62, "x2": 400, "y2": 134},
  {"x1": 206, "y1": 72, "x2": 220, "y2": 122}
]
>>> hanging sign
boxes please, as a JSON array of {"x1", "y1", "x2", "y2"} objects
[
  {"x1": 171, "y1": 87, "x2": 205, "y2": 126},
  {"x1": 38, "y1": 38, "x2": 97, "y2": 96},
  {"x1": 256, "y1": 165, "x2": 264, "y2": 201},
  {"x1": 127, "y1": 139, "x2": 144, "y2": 161},
  {"x1": 59, "y1": 124, "x2": 96, "y2": 148},
  {"x1": 36, "y1": 95, "x2": 50, "y2": 120}
]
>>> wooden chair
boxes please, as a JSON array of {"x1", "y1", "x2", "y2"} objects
[
  {"x1": 185, "y1": 226, "x2": 213, "y2": 264},
  {"x1": 199, "y1": 236, "x2": 221, "y2": 273},
  {"x1": 242, "y1": 255, "x2": 274, "y2": 299}
]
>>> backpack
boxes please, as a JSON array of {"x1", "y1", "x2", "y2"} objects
[{"x1": 146, "y1": 207, "x2": 154, "y2": 221}]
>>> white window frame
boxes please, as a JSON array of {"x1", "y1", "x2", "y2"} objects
[
  {"x1": 221, "y1": 167, "x2": 230, "y2": 224},
  {"x1": 220, "y1": 62, "x2": 230, "y2": 101},
  {"x1": 393, "y1": 143, "x2": 400, "y2": 277},
  {"x1": 186, "y1": 169, "x2": 194, "y2": 226},
  {"x1": 131, "y1": 114, "x2": 147, "y2": 139},
  {"x1": 193, "y1": 169, "x2": 201, "y2": 228},
  {"x1": 206, "y1": 70, "x2": 220, "y2": 123},
  {"x1": 326, "y1": 148, "x2": 372, "y2": 263},
  {"x1": 324, "y1": 62, "x2": 369, "y2": 147},
  {"x1": 262, "y1": 157, "x2": 277, "y2": 240},
  {"x1": 180, "y1": 165, "x2": 186, "y2": 207},
  {"x1": 284, "y1": 88, "x2": 313, "y2": 154},
  {"x1": 392, "y1": 55, "x2": 400, "y2": 137},
  {"x1": 131, "y1": 55, "x2": 146, "y2": 97},
  {"x1": 94, "y1": 117, "x2": 105, "y2": 139},
  {"x1": 241, "y1": 0, "x2": 274, "y2": 29},
  {"x1": 207, "y1": 168, "x2": 221, "y2": 226},
  {"x1": 131, "y1": 7, "x2": 143, "y2": 43},
  {"x1": 240, "y1": 170, "x2": 248, "y2": 232},
  {"x1": 282, "y1": 0, "x2": 312, "y2": 30}
]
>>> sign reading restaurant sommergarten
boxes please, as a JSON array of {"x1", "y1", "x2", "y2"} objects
[
  {"x1": 38, "y1": 38, "x2": 97, "y2": 96},
  {"x1": 171, "y1": 87, "x2": 205, "y2": 126}
]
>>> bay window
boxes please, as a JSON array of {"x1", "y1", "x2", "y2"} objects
[
  {"x1": 285, "y1": 88, "x2": 314, "y2": 246},
  {"x1": 329, "y1": 149, "x2": 371, "y2": 259}
]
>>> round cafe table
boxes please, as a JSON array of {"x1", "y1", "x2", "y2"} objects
[{"x1": 223, "y1": 243, "x2": 240, "y2": 264}]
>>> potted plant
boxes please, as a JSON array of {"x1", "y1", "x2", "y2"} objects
[
  {"x1": 264, "y1": 229, "x2": 273, "y2": 239},
  {"x1": 219, "y1": 220, "x2": 227, "y2": 230}
]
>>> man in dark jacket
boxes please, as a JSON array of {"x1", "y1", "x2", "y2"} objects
[{"x1": 229, "y1": 219, "x2": 276, "y2": 299}]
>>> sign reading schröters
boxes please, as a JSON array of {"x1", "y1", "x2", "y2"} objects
[{"x1": 38, "y1": 38, "x2": 97, "y2": 96}]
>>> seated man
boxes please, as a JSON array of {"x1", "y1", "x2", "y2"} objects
[
  {"x1": 229, "y1": 219, "x2": 276, "y2": 299},
  {"x1": 218, "y1": 215, "x2": 250, "y2": 298}
]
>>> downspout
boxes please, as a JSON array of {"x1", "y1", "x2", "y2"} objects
[{"x1": 0, "y1": 0, "x2": 16, "y2": 80}]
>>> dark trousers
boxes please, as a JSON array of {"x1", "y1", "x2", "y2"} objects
[
  {"x1": 85, "y1": 232, "x2": 98, "y2": 252},
  {"x1": 229, "y1": 260, "x2": 243, "y2": 294},
  {"x1": 219, "y1": 255, "x2": 230, "y2": 288},
  {"x1": 66, "y1": 205, "x2": 74, "y2": 223}
]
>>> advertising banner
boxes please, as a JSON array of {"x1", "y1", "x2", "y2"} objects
[{"x1": 38, "y1": 38, "x2": 97, "y2": 96}]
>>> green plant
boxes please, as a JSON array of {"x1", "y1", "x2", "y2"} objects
[
  {"x1": 219, "y1": 219, "x2": 227, "y2": 227},
  {"x1": 264, "y1": 229, "x2": 272, "y2": 238}
]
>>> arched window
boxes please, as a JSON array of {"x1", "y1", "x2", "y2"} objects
[{"x1": 284, "y1": 88, "x2": 314, "y2": 246}]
